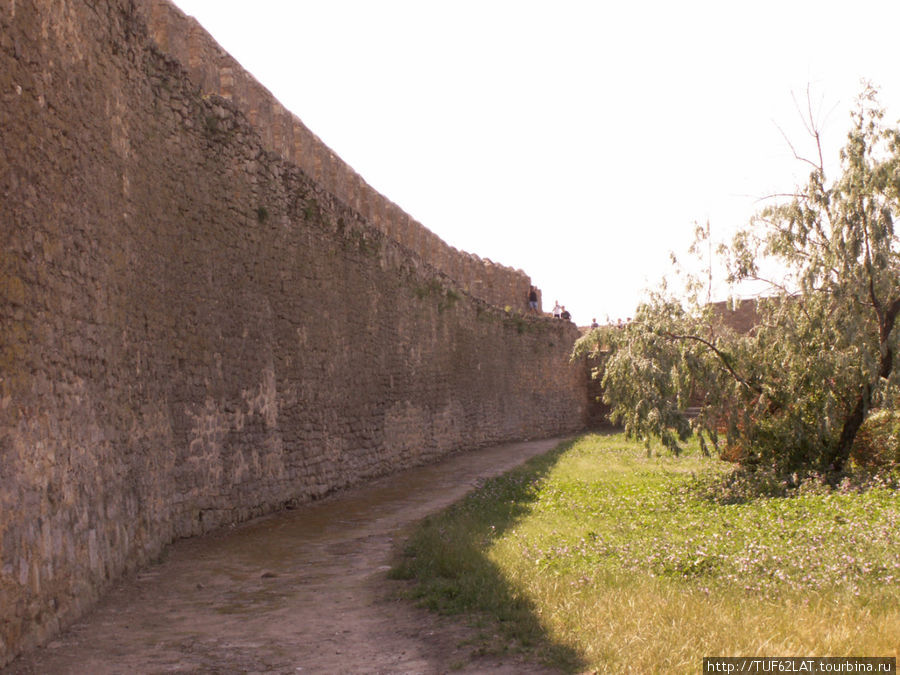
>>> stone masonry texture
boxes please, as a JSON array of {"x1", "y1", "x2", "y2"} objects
[{"x1": 0, "y1": 0, "x2": 587, "y2": 664}]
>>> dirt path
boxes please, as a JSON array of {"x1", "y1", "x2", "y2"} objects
[{"x1": 5, "y1": 439, "x2": 568, "y2": 675}]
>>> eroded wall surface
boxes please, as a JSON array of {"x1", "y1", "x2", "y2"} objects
[
  {"x1": 0, "y1": 0, "x2": 585, "y2": 664},
  {"x1": 140, "y1": 0, "x2": 538, "y2": 313}
]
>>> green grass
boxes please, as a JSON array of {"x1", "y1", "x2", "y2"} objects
[{"x1": 390, "y1": 433, "x2": 900, "y2": 673}]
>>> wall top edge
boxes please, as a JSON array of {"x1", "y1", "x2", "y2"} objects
[{"x1": 140, "y1": 0, "x2": 530, "y2": 284}]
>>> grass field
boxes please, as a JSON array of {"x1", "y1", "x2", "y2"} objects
[{"x1": 390, "y1": 433, "x2": 900, "y2": 673}]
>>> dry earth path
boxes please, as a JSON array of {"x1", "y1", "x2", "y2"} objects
[{"x1": 5, "y1": 438, "x2": 569, "y2": 675}]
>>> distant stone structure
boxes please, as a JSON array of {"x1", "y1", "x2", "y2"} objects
[
  {"x1": 0, "y1": 0, "x2": 584, "y2": 664},
  {"x1": 710, "y1": 298, "x2": 761, "y2": 334}
]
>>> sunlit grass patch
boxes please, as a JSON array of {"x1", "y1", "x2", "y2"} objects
[{"x1": 391, "y1": 433, "x2": 900, "y2": 672}]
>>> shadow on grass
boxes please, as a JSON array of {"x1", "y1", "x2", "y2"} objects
[{"x1": 389, "y1": 438, "x2": 587, "y2": 672}]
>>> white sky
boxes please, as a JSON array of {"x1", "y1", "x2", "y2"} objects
[{"x1": 171, "y1": 0, "x2": 900, "y2": 325}]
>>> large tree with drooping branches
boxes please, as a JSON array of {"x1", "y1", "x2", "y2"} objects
[{"x1": 576, "y1": 85, "x2": 900, "y2": 474}]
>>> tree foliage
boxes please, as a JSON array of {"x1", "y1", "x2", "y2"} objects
[{"x1": 576, "y1": 86, "x2": 900, "y2": 474}]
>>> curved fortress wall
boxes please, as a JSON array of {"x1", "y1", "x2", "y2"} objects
[
  {"x1": 0, "y1": 0, "x2": 584, "y2": 664},
  {"x1": 143, "y1": 0, "x2": 537, "y2": 313}
]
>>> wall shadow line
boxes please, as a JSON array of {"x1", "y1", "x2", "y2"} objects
[{"x1": 391, "y1": 438, "x2": 589, "y2": 673}]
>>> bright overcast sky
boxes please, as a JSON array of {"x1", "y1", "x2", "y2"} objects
[{"x1": 172, "y1": 0, "x2": 900, "y2": 325}]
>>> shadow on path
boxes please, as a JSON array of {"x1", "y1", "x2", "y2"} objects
[
  {"x1": 4, "y1": 438, "x2": 574, "y2": 675},
  {"x1": 392, "y1": 439, "x2": 588, "y2": 673}
]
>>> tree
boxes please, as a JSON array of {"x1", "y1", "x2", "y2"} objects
[{"x1": 576, "y1": 86, "x2": 900, "y2": 474}]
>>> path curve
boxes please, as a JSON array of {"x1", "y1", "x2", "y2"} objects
[{"x1": 5, "y1": 439, "x2": 568, "y2": 674}]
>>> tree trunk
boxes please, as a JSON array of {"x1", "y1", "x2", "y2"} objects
[
  {"x1": 832, "y1": 386, "x2": 871, "y2": 472},
  {"x1": 831, "y1": 298, "x2": 900, "y2": 472}
]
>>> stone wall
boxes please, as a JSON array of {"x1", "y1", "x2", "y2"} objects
[
  {"x1": 711, "y1": 298, "x2": 761, "y2": 334},
  {"x1": 0, "y1": 0, "x2": 585, "y2": 665},
  {"x1": 139, "y1": 0, "x2": 537, "y2": 314}
]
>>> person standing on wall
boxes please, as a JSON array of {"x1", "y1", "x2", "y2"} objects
[
  {"x1": 528, "y1": 286, "x2": 539, "y2": 313},
  {"x1": 552, "y1": 300, "x2": 562, "y2": 319}
]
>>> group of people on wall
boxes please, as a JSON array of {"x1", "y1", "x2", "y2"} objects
[
  {"x1": 527, "y1": 285, "x2": 572, "y2": 321},
  {"x1": 549, "y1": 299, "x2": 620, "y2": 326},
  {"x1": 528, "y1": 286, "x2": 572, "y2": 321},
  {"x1": 527, "y1": 287, "x2": 632, "y2": 329},
  {"x1": 551, "y1": 301, "x2": 571, "y2": 321}
]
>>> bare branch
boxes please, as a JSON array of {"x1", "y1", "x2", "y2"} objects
[
  {"x1": 774, "y1": 120, "x2": 822, "y2": 172},
  {"x1": 753, "y1": 192, "x2": 807, "y2": 204},
  {"x1": 740, "y1": 273, "x2": 800, "y2": 299},
  {"x1": 787, "y1": 86, "x2": 827, "y2": 172},
  {"x1": 804, "y1": 84, "x2": 826, "y2": 171}
]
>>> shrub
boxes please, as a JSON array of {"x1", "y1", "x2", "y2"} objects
[{"x1": 851, "y1": 409, "x2": 900, "y2": 467}]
